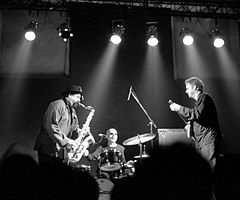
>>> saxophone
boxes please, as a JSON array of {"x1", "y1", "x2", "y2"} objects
[{"x1": 64, "y1": 104, "x2": 95, "y2": 164}]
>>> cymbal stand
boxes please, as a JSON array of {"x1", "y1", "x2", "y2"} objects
[
  {"x1": 130, "y1": 87, "x2": 157, "y2": 148},
  {"x1": 137, "y1": 134, "x2": 143, "y2": 165}
]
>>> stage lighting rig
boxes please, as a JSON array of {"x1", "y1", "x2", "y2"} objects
[
  {"x1": 210, "y1": 28, "x2": 224, "y2": 48},
  {"x1": 180, "y1": 27, "x2": 194, "y2": 46},
  {"x1": 57, "y1": 23, "x2": 73, "y2": 42},
  {"x1": 146, "y1": 22, "x2": 159, "y2": 47},
  {"x1": 110, "y1": 20, "x2": 125, "y2": 45},
  {"x1": 24, "y1": 21, "x2": 38, "y2": 41}
]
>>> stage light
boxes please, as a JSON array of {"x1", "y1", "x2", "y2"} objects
[
  {"x1": 110, "y1": 20, "x2": 125, "y2": 45},
  {"x1": 146, "y1": 22, "x2": 158, "y2": 47},
  {"x1": 24, "y1": 21, "x2": 38, "y2": 41},
  {"x1": 57, "y1": 23, "x2": 73, "y2": 42},
  {"x1": 210, "y1": 28, "x2": 224, "y2": 48},
  {"x1": 180, "y1": 27, "x2": 194, "y2": 46}
]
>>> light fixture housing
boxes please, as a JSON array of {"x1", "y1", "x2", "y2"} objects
[
  {"x1": 180, "y1": 27, "x2": 194, "y2": 46},
  {"x1": 24, "y1": 21, "x2": 38, "y2": 41},
  {"x1": 210, "y1": 28, "x2": 224, "y2": 48},
  {"x1": 146, "y1": 22, "x2": 159, "y2": 47},
  {"x1": 110, "y1": 20, "x2": 125, "y2": 45},
  {"x1": 57, "y1": 23, "x2": 73, "y2": 42}
]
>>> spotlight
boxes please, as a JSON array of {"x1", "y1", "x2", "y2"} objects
[
  {"x1": 57, "y1": 23, "x2": 73, "y2": 42},
  {"x1": 110, "y1": 20, "x2": 125, "y2": 45},
  {"x1": 24, "y1": 21, "x2": 38, "y2": 41},
  {"x1": 180, "y1": 27, "x2": 194, "y2": 46},
  {"x1": 210, "y1": 28, "x2": 224, "y2": 48},
  {"x1": 146, "y1": 22, "x2": 158, "y2": 47}
]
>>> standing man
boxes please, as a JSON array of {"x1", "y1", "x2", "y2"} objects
[
  {"x1": 169, "y1": 77, "x2": 222, "y2": 168},
  {"x1": 33, "y1": 85, "x2": 87, "y2": 171}
]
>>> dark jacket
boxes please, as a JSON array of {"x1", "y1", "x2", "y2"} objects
[
  {"x1": 33, "y1": 98, "x2": 78, "y2": 159},
  {"x1": 178, "y1": 93, "x2": 222, "y2": 148}
]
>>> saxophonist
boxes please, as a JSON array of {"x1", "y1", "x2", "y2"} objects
[{"x1": 33, "y1": 85, "x2": 91, "y2": 174}]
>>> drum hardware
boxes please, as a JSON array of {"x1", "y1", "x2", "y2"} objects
[
  {"x1": 98, "y1": 148, "x2": 124, "y2": 172},
  {"x1": 97, "y1": 171, "x2": 111, "y2": 180},
  {"x1": 70, "y1": 164, "x2": 91, "y2": 173},
  {"x1": 122, "y1": 133, "x2": 156, "y2": 146},
  {"x1": 98, "y1": 168, "x2": 123, "y2": 180},
  {"x1": 134, "y1": 154, "x2": 149, "y2": 159},
  {"x1": 122, "y1": 160, "x2": 136, "y2": 177},
  {"x1": 97, "y1": 160, "x2": 136, "y2": 180},
  {"x1": 134, "y1": 145, "x2": 149, "y2": 159},
  {"x1": 123, "y1": 133, "x2": 155, "y2": 164}
]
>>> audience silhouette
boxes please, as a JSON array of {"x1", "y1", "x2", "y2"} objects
[
  {"x1": 37, "y1": 161, "x2": 99, "y2": 200},
  {"x1": 2, "y1": 142, "x2": 240, "y2": 200},
  {"x1": 0, "y1": 144, "x2": 99, "y2": 200},
  {"x1": 0, "y1": 153, "x2": 39, "y2": 200},
  {"x1": 112, "y1": 142, "x2": 215, "y2": 200},
  {"x1": 213, "y1": 154, "x2": 240, "y2": 200}
]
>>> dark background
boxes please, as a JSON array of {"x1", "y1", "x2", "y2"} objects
[{"x1": 0, "y1": 5, "x2": 239, "y2": 177}]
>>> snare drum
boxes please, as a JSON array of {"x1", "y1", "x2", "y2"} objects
[{"x1": 99, "y1": 149, "x2": 123, "y2": 171}]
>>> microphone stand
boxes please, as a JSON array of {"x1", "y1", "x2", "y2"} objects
[{"x1": 130, "y1": 87, "x2": 157, "y2": 152}]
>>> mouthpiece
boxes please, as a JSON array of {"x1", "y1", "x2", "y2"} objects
[
  {"x1": 77, "y1": 102, "x2": 86, "y2": 108},
  {"x1": 77, "y1": 102, "x2": 94, "y2": 111}
]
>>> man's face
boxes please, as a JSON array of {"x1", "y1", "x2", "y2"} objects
[
  {"x1": 107, "y1": 129, "x2": 118, "y2": 143},
  {"x1": 70, "y1": 93, "x2": 83, "y2": 104},
  {"x1": 185, "y1": 83, "x2": 196, "y2": 99}
]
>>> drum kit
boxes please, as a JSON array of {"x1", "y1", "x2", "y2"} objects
[
  {"x1": 96, "y1": 133, "x2": 156, "y2": 200},
  {"x1": 123, "y1": 133, "x2": 156, "y2": 161},
  {"x1": 97, "y1": 87, "x2": 157, "y2": 199},
  {"x1": 97, "y1": 149, "x2": 135, "y2": 180},
  {"x1": 97, "y1": 132, "x2": 156, "y2": 180}
]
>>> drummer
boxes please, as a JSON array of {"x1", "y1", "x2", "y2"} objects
[
  {"x1": 86, "y1": 128, "x2": 126, "y2": 177},
  {"x1": 88, "y1": 128, "x2": 126, "y2": 161}
]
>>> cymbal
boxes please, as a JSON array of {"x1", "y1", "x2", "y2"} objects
[{"x1": 123, "y1": 133, "x2": 156, "y2": 146}]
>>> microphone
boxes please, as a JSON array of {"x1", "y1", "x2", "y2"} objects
[
  {"x1": 98, "y1": 133, "x2": 106, "y2": 137},
  {"x1": 127, "y1": 86, "x2": 133, "y2": 101}
]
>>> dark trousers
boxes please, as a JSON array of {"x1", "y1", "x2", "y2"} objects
[
  {"x1": 37, "y1": 153, "x2": 67, "y2": 184},
  {"x1": 197, "y1": 139, "x2": 221, "y2": 169},
  {"x1": 38, "y1": 152, "x2": 63, "y2": 166}
]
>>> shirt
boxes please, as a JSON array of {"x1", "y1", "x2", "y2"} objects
[
  {"x1": 178, "y1": 93, "x2": 222, "y2": 148},
  {"x1": 33, "y1": 98, "x2": 79, "y2": 159}
]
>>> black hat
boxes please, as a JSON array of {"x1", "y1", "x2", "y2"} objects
[{"x1": 62, "y1": 85, "x2": 83, "y2": 96}]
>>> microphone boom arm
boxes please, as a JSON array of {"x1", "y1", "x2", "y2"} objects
[{"x1": 129, "y1": 87, "x2": 157, "y2": 147}]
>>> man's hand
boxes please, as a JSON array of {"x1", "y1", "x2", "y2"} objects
[
  {"x1": 169, "y1": 102, "x2": 181, "y2": 112},
  {"x1": 67, "y1": 139, "x2": 78, "y2": 149},
  {"x1": 83, "y1": 150, "x2": 89, "y2": 157},
  {"x1": 85, "y1": 127, "x2": 91, "y2": 134}
]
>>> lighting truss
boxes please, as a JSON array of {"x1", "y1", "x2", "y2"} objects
[{"x1": 0, "y1": 1, "x2": 240, "y2": 19}]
